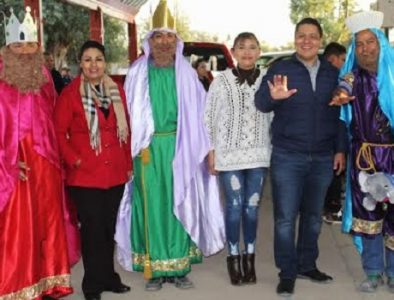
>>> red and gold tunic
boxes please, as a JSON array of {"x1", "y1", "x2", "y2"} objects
[{"x1": 0, "y1": 64, "x2": 73, "y2": 299}]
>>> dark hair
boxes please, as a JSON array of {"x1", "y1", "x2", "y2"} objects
[
  {"x1": 232, "y1": 32, "x2": 260, "y2": 49},
  {"x1": 43, "y1": 51, "x2": 51, "y2": 57},
  {"x1": 79, "y1": 40, "x2": 105, "y2": 61},
  {"x1": 192, "y1": 58, "x2": 208, "y2": 69},
  {"x1": 295, "y1": 18, "x2": 323, "y2": 38},
  {"x1": 323, "y1": 42, "x2": 346, "y2": 58}
]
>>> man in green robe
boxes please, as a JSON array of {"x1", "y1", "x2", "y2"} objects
[{"x1": 122, "y1": 28, "x2": 226, "y2": 291}]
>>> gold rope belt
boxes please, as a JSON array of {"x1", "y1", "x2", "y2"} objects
[
  {"x1": 139, "y1": 131, "x2": 176, "y2": 164},
  {"x1": 356, "y1": 142, "x2": 394, "y2": 172},
  {"x1": 139, "y1": 130, "x2": 175, "y2": 279},
  {"x1": 153, "y1": 130, "x2": 176, "y2": 137}
]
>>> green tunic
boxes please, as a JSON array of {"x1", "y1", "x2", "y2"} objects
[{"x1": 131, "y1": 64, "x2": 202, "y2": 278}]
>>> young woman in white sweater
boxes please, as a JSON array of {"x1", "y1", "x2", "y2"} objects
[{"x1": 204, "y1": 32, "x2": 272, "y2": 286}]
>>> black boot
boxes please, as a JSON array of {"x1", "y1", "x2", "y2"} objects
[
  {"x1": 227, "y1": 255, "x2": 243, "y2": 285},
  {"x1": 242, "y1": 253, "x2": 256, "y2": 284}
]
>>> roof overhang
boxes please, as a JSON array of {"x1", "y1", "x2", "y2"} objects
[{"x1": 65, "y1": 0, "x2": 148, "y2": 23}]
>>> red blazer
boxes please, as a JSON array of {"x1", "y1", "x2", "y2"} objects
[{"x1": 54, "y1": 76, "x2": 132, "y2": 188}]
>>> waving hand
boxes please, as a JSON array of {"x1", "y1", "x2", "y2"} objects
[{"x1": 267, "y1": 75, "x2": 297, "y2": 100}]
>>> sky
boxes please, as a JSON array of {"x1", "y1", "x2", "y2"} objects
[{"x1": 136, "y1": 0, "x2": 375, "y2": 47}]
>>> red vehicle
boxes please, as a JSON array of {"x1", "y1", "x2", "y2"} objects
[{"x1": 183, "y1": 41, "x2": 235, "y2": 76}]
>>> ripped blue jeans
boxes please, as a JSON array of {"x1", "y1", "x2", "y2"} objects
[{"x1": 219, "y1": 168, "x2": 267, "y2": 255}]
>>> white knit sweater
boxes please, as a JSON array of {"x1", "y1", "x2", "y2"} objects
[{"x1": 204, "y1": 69, "x2": 273, "y2": 171}]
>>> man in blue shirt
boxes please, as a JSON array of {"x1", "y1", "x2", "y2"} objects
[{"x1": 255, "y1": 17, "x2": 346, "y2": 296}]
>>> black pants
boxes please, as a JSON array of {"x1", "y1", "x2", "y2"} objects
[
  {"x1": 324, "y1": 173, "x2": 343, "y2": 213},
  {"x1": 68, "y1": 185, "x2": 125, "y2": 294}
]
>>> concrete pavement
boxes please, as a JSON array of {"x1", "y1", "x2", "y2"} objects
[{"x1": 65, "y1": 180, "x2": 394, "y2": 300}]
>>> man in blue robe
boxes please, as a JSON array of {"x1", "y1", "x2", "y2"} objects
[{"x1": 332, "y1": 11, "x2": 394, "y2": 294}]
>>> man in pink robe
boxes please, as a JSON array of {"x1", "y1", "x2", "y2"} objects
[{"x1": 0, "y1": 8, "x2": 73, "y2": 299}]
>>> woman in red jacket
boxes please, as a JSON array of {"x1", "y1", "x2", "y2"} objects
[{"x1": 54, "y1": 40, "x2": 132, "y2": 300}]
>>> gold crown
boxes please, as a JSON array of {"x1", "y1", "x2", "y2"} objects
[{"x1": 152, "y1": 0, "x2": 175, "y2": 30}]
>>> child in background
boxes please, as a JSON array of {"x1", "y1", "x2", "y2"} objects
[
  {"x1": 322, "y1": 42, "x2": 347, "y2": 224},
  {"x1": 193, "y1": 58, "x2": 212, "y2": 91}
]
